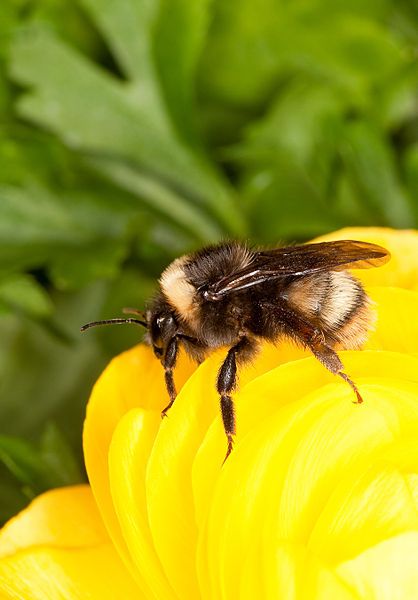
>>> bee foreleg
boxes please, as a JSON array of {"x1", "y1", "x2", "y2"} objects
[
  {"x1": 217, "y1": 337, "x2": 256, "y2": 463},
  {"x1": 161, "y1": 336, "x2": 180, "y2": 418}
]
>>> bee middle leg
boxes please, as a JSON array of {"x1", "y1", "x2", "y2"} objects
[{"x1": 217, "y1": 336, "x2": 257, "y2": 462}]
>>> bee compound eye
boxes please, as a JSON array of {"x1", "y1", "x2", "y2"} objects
[{"x1": 156, "y1": 314, "x2": 176, "y2": 336}]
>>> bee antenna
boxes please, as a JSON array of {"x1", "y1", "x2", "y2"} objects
[{"x1": 80, "y1": 318, "x2": 147, "y2": 332}]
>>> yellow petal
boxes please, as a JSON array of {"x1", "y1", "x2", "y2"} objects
[
  {"x1": 196, "y1": 352, "x2": 418, "y2": 599},
  {"x1": 267, "y1": 544, "x2": 358, "y2": 600},
  {"x1": 145, "y1": 352, "x2": 225, "y2": 599},
  {"x1": 108, "y1": 408, "x2": 176, "y2": 600},
  {"x1": 0, "y1": 485, "x2": 107, "y2": 557},
  {"x1": 193, "y1": 350, "x2": 418, "y2": 536},
  {"x1": 313, "y1": 227, "x2": 418, "y2": 290},
  {"x1": 83, "y1": 344, "x2": 195, "y2": 582},
  {"x1": 0, "y1": 486, "x2": 140, "y2": 600},
  {"x1": 365, "y1": 287, "x2": 418, "y2": 354},
  {"x1": 0, "y1": 545, "x2": 141, "y2": 600},
  {"x1": 309, "y1": 438, "x2": 418, "y2": 563},
  {"x1": 336, "y1": 532, "x2": 418, "y2": 598},
  {"x1": 145, "y1": 344, "x2": 301, "y2": 598}
]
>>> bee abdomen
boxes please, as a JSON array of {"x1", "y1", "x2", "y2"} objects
[
  {"x1": 321, "y1": 272, "x2": 374, "y2": 348},
  {"x1": 286, "y1": 271, "x2": 374, "y2": 349},
  {"x1": 321, "y1": 272, "x2": 364, "y2": 326}
]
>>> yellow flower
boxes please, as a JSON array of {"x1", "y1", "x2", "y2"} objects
[{"x1": 1, "y1": 227, "x2": 418, "y2": 599}]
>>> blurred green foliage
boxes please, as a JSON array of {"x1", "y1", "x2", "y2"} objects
[{"x1": 0, "y1": 0, "x2": 417, "y2": 522}]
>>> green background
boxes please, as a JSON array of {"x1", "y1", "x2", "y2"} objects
[{"x1": 0, "y1": 0, "x2": 417, "y2": 523}]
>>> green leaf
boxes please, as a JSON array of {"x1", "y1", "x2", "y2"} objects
[
  {"x1": 333, "y1": 174, "x2": 377, "y2": 226},
  {"x1": 29, "y1": 0, "x2": 105, "y2": 60},
  {"x1": 0, "y1": 127, "x2": 85, "y2": 190},
  {"x1": 0, "y1": 283, "x2": 111, "y2": 445},
  {"x1": 0, "y1": 465, "x2": 31, "y2": 525},
  {"x1": 80, "y1": 0, "x2": 161, "y2": 86},
  {"x1": 391, "y1": 0, "x2": 418, "y2": 46},
  {"x1": 80, "y1": 0, "x2": 211, "y2": 143},
  {"x1": 0, "y1": 274, "x2": 53, "y2": 318},
  {"x1": 341, "y1": 121, "x2": 415, "y2": 227},
  {"x1": 0, "y1": 184, "x2": 90, "y2": 269},
  {"x1": 374, "y1": 65, "x2": 418, "y2": 130},
  {"x1": 48, "y1": 243, "x2": 128, "y2": 291},
  {"x1": 0, "y1": 424, "x2": 83, "y2": 498},
  {"x1": 10, "y1": 24, "x2": 245, "y2": 235},
  {"x1": 152, "y1": 0, "x2": 211, "y2": 142},
  {"x1": 236, "y1": 81, "x2": 345, "y2": 193},
  {"x1": 0, "y1": 436, "x2": 42, "y2": 490},
  {"x1": 238, "y1": 154, "x2": 341, "y2": 241},
  {"x1": 404, "y1": 144, "x2": 418, "y2": 222},
  {"x1": 198, "y1": 1, "x2": 403, "y2": 113},
  {"x1": 11, "y1": 27, "x2": 172, "y2": 170},
  {"x1": 198, "y1": 0, "x2": 289, "y2": 108},
  {"x1": 0, "y1": 182, "x2": 135, "y2": 280},
  {"x1": 294, "y1": 16, "x2": 404, "y2": 97},
  {"x1": 39, "y1": 422, "x2": 84, "y2": 487},
  {"x1": 231, "y1": 81, "x2": 346, "y2": 240},
  {"x1": 86, "y1": 155, "x2": 223, "y2": 241}
]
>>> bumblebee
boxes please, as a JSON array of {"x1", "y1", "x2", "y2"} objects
[{"x1": 82, "y1": 240, "x2": 390, "y2": 461}]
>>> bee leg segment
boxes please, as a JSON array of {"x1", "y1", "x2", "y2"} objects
[
  {"x1": 221, "y1": 397, "x2": 235, "y2": 465},
  {"x1": 309, "y1": 341, "x2": 364, "y2": 404},
  {"x1": 161, "y1": 336, "x2": 179, "y2": 418},
  {"x1": 338, "y1": 372, "x2": 363, "y2": 404},
  {"x1": 217, "y1": 337, "x2": 254, "y2": 463}
]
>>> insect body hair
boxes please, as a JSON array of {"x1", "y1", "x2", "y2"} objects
[{"x1": 284, "y1": 271, "x2": 374, "y2": 349}]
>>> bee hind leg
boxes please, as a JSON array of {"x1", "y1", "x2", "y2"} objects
[
  {"x1": 274, "y1": 303, "x2": 364, "y2": 404},
  {"x1": 309, "y1": 341, "x2": 363, "y2": 404},
  {"x1": 337, "y1": 371, "x2": 363, "y2": 404}
]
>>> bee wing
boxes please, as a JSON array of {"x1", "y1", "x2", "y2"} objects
[{"x1": 204, "y1": 240, "x2": 390, "y2": 299}]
